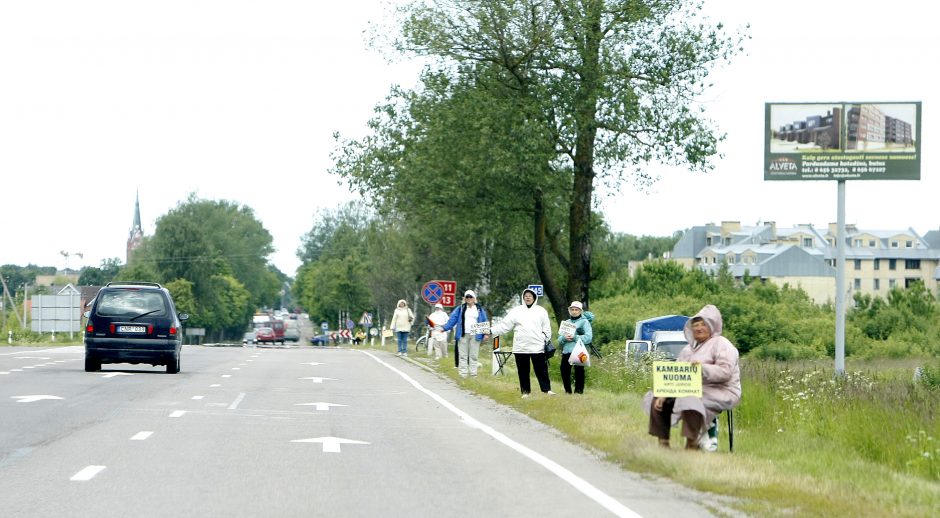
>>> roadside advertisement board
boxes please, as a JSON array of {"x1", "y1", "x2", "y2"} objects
[
  {"x1": 764, "y1": 102, "x2": 921, "y2": 181},
  {"x1": 652, "y1": 361, "x2": 702, "y2": 398}
]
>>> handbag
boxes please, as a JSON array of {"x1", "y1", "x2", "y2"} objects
[
  {"x1": 544, "y1": 337, "x2": 556, "y2": 359},
  {"x1": 568, "y1": 338, "x2": 591, "y2": 367}
]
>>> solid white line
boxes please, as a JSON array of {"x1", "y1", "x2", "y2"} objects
[
  {"x1": 70, "y1": 465, "x2": 106, "y2": 481},
  {"x1": 359, "y1": 350, "x2": 642, "y2": 518},
  {"x1": 228, "y1": 392, "x2": 246, "y2": 410},
  {"x1": 131, "y1": 431, "x2": 153, "y2": 441},
  {"x1": 169, "y1": 410, "x2": 187, "y2": 418}
]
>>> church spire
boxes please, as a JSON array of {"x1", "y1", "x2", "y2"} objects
[
  {"x1": 127, "y1": 191, "x2": 144, "y2": 264},
  {"x1": 131, "y1": 190, "x2": 142, "y2": 235}
]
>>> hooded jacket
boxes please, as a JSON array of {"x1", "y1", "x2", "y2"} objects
[
  {"x1": 441, "y1": 302, "x2": 489, "y2": 342},
  {"x1": 557, "y1": 310, "x2": 594, "y2": 355},
  {"x1": 490, "y1": 289, "x2": 552, "y2": 354},
  {"x1": 679, "y1": 304, "x2": 742, "y2": 410},
  {"x1": 389, "y1": 300, "x2": 414, "y2": 332}
]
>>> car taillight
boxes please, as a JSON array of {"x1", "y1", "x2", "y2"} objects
[
  {"x1": 109, "y1": 324, "x2": 116, "y2": 334},
  {"x1": 148, "y1": 325, "x2": 155, "y2": 334},
  {"x1": 169, "y1": 326, "x2": 177, "y2": 335},
  {"x1": 86, "y1": 324, "x2": 94, "y2": 333}
]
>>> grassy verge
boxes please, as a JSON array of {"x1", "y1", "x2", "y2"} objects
[{"x1": 394, "y1": 341, "x2": 940, "y2": 517}]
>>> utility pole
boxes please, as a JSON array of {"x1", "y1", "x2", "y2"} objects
[{"x1": 0, "y1": 273, "x2": 23, "y2": 327}]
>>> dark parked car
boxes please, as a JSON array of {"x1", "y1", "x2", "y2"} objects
[
  {"x1": 83, "y1": 281, "x2": 189, "y2": 374},
  {"x1": 255, "y1": 326, "x2": 279, "y2": 344}
]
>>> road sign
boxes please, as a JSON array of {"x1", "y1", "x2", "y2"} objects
[
  {"x1": 527, "y1": 284, "x2": 544, "y2": 297},
  {"x1": 345, "y1": 319, "x2": 354, "y2": 330},
  {"x1": 441, "y1": 294, "x2": 455, "y2": 307},
  {"x1": 435, "y1": 280, "x2": 457, "y2": 306},
  {"x1": 422, "y1": 281, "x2": 444, "y2": 304},
  {"x1": 321, "y1": 322, "x2": 328, "y2": 331}
]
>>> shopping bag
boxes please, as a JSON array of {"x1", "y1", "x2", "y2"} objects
[{"x1": 568, "y1": 338, "x2": 590, "y2": 367}]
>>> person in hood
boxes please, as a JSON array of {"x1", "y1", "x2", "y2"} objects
[
  {"x1": 441, "y1": 290, "x2": 489, "y2": 377},
  {"x1": 389, "y1": 299, "x2": 414, "y2": 357},
  {"x1": 490, "y1": 288, "x2": 554, "y2": 397},
  {"x1": 643, "y1": 304, "x2": 741, "y2": 450},
  {"x1": 557, "y1": 301, "x2": 593, "y2": 394},
  {"x1": 427, "y1": 303, "x2": 450, "y2": 360}
]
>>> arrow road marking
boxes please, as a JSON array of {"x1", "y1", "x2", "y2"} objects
[
  {"x1": 297, "y1": 377, "x2": 337, "y2": 384},
  {"x1": 294, "y1": 402, "x2": 347, "y2": 411},
  {"x1": 102, "y1": 372, "x2": 133, "y2": 378},
  {"x1": 11, "y1": 395, "x2": 64, "y2": 403},
  {"x1": 291, "y1": 436, "x2": 369, "y2": 453}
]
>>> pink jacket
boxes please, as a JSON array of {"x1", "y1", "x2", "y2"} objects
[{"x1": 678, "y1": 304, "x2": 741, "y2": 411}]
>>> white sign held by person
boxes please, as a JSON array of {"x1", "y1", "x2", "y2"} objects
[
  {"x1": 469, "y1": 321, "x2": 490, "y2": 334},
  {"x1": 558, "y1": 321, "x2": 577, "y2": 337}
]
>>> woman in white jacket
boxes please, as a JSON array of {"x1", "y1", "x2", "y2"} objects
[
  {"x1": 490, "y1": 288, "x2": 555, "y2": 397},
  {"x1": 389, "y1": 299, "x2": 414, "y2": 357}
]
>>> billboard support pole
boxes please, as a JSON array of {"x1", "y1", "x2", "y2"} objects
[{"x1": 834, "y1": 180, "x2": 846, "y2": 376}]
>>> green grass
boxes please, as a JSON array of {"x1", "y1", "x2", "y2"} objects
[{"x1": 393, "y1": 341, "x2": 940, "y2": 517}]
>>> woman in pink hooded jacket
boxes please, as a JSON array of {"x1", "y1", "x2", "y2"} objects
[{"x1": 644, "y1": 304, "x2": 741, "y2": 450}]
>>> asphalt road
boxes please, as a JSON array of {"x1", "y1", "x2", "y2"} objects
[{"x1": 0, "y1": 343, "x2": 731, "y2": 518}]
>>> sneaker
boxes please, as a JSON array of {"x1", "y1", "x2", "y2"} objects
[
  {"x1": 700, "y1": 437, "x2": 718, "y2": 452},
  {"x1": 396, "y1": 352, "x2": 402, "y2": 356},
  {"x1": 402, "y1": 353, "x2": 408, "y2": 357},
  {"x1": 521, "y1": 393, "x2": 530, "y2": 399},
  {"x1": 546, "y1": 391, "x2": 556, "y2": 395}
]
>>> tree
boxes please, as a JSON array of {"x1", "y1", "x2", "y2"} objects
[
  {"x1": 78, "y1": 258, "x2": 122, "y2": 286},
  {"x1": 346, "y1": 0, "x2": 742, "y2": 320}
]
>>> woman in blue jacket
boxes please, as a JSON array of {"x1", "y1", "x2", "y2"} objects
[
  {"x1": 441, "y1": 290, "x2": 489, "y2": 377},
  {"x1": 556, "y1": 301, "x2": 593, "y2": 394}
]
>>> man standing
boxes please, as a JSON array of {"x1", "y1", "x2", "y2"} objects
[
  {"x1": 441, "y1": 290, "x2": 489, "y2": 377},
  {"x1": 427, "y1": 303, "x2": 449, "y2": 360}
]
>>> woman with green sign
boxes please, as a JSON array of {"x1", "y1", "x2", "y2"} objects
[{"x1": 643, "y1": 304, "x2": 741, "y2": 451}]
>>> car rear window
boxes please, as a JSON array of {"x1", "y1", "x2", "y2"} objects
[{"x1": 96, "y1": 290, "x2": 168, "y2": 317}]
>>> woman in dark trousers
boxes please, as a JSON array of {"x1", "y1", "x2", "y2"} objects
[
  {"x1": 557, "y1": 301, "x2": 593, "y2": 394},
  {"x1": 490, "y1": 288, "x2": 554, "y2": 398}
]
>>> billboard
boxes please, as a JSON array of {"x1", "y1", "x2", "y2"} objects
[{"x1": 764, "y1": 102, "x2": 921, "y2": 180}]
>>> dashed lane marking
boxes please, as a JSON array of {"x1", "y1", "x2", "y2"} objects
[
  {"x1": 70, "y1": 465, "x2": 106, "y2": 481},
  {"x1": 130, "y1": 431, "x2": 153, "y2": 441}
]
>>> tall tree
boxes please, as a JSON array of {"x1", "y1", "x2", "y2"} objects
[{"x1": 359, "y1": 0, "x2": 742, "y2": 319}]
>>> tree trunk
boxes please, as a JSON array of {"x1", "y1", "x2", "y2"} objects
[{"x1": 533, "y1": 188, "x2": 567, "y2": 323}]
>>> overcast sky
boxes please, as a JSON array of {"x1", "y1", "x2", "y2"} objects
[{"x1": 1, "y1": 0, "x2": 936, "y2": 277}]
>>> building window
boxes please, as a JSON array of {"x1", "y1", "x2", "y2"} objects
[
  {"x1": 724, "y1": 237, "x2": 732, "y2": 246},
  {"x1": 891, "y1": 241, "x2": 899, "y2": 248},
  {"x1": 854, "y1": 259, "x2": 861, "y2": 270},
  {"x1": 854, "y1": 239, "x2": 862, "y2": 247},
  {"x1": 803, "y1": 237, "x2": 813, "y2": 247},
  {"x1": 874, "y1": 258, "x2": 880, "y2": 270},
  {"x1": 727, "y1": 256, "x2": 735, "y2": 265},
  {"x1": 869, "y1": 240, "x2": 876, "y2": 247},
  {"x1": 889, "y1": 259, "x2": 897, "y2": 270},
  {"x1": 706, "y1": 237, "x2": 712, "y2": 246},
  {"x1": 906, "y1": 240, "x2": 913, "y2": 248},
  {"x1": 853, "y1": 278, "x2": 861, "y2": 290},
  {"x1": 905, "y1": 259, "x2": 921, "y2": 270},
  {"x1": 889, "y1": 279, "x2": 896, "y2": 288},
  {"x1": 874, "y1": 279, "x2": 880, "y2": 290}
]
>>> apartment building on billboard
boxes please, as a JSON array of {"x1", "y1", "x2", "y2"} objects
[
  {"x1": 776, "y1": 107, "x2": 842, "y2": 150},
  {"x1": 671, "y1": 221, "x2": 940, "y2": 304}
]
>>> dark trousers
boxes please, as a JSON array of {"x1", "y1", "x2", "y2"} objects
[
  {"x1": 648, "y1": 397, "x2": 705, "y2": 441},
  {"x1": 560, "y1": 353, "x2": 585, "y2": 394},
  {"x1": 514, "y1": 352, "x2": 551, "y2": 394}
]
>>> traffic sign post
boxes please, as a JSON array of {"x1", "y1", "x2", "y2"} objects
[
  {"x1": 527, "y1": 284, "x2": 544, "y2": 297},
  {"x1": 421, "y1": 281, "x2": 444, "y2": 305}
]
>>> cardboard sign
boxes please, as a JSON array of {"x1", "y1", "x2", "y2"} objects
[
  {"x1": 469, "y1": 321, "x2": 490, "y2": 334},
  {"x1": 558, "y1": 321, "x2": 577, "y2": 337},
  {"x1": 652, "y1": 361, "x2": 702, "y2": 397}
]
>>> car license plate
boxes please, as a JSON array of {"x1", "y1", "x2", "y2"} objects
[{"x1": 118, "y1": 325, "x2": 146, "y2": 333}]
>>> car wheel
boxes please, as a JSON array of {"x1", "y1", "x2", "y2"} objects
[
  {"x1": 84, "y1": 357, "x2": 100, "y2": 372},
  {"x1": 167, "y1": 355, "x2": 180, "y2": 374}
]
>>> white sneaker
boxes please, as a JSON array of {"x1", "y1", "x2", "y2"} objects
[
  {"x1": 700, "y1": 436, "x2": 718, "y2": 452},
  {"x1": 521, "y1": 394, "x2": 530, "y2": 399},
  {"x1": 546, "y1": 391, "x2": 556, "y2": 395}
]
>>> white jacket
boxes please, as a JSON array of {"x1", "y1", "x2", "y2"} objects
[
  {"x1": 389, "y1": 301, "x2": 414, "y2": 332},
  {"x1": 490, "y1": 291, "x2": 552, "y2": 354},
  {"x1": 428, "y1": 309, "x2": 449, "y2": 339}
]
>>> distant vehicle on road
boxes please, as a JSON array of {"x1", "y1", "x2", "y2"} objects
[
  {"x1": 83, "y1": 281, "x2": 189, "y2": 374},
  {"x1": 309, "y1": 333, "x2": 330, "y2": 346},
  {"x1": 255, "y1": 327, "x2": 279, "y2": 344},
  {"x1": 243, "y1": 331, "x2": 256, "y2": 344}
]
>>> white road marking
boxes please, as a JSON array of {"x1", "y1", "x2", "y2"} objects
[
  {"x1": 70, "y1": 465, "x2": 106, "y2": 481},
  {"x1": 300, "y1": 362, "x2": 325, "y2": 366},
  {"x1": 297, "y1": 377, "x2": 337, "y2": 383},
  {"x1": 227, "y1": 392, "x2": 246, "y2": 410},
  {"x1": 1, "y1": 372, "x2": 10, "y2": 375},
  {"x1": 291, "y1": 437, "x2": 369, "y2": 453},
  {"x1": 23, "y1": 366, "x2": 35, "y2": 369},
  {"x1": 102, "y1": 372, "x2": 133, "y2": 378},
  {"x1": 359, "y1": 350, "x2": 643, "y2": 518},
  {"x1": 295, "y1": 402, "x2": 347, "y2": 411},
  {"x1": 169, "y1": 410, "x2": 187, "y2": 418},
  {"x1": 13, "y1": 356, "x2": 51, "y2": 360},
  {"x1": 11, "y1": 395, "x2": 64, "y2": 403},
  {"x1": 131, "y1": 431, "x2": 153, "y2": 441},
  {"x1": 210, "y1": 384, "x2": 221, "y2": 387},
  {"x1": 192, "y1": 396, "x2": 204, "y2": 400},
  {"x1": 221, "y1": 374, "x2": 232, "y2": 378},
  {"x1": 11, "y1": 369, "x2": 23, "y2": 372},
  {"x1": 231, "y1": 367, "x2": 240, "y2": 370}
]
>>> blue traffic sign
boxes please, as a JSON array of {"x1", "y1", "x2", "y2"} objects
[
  {"x1": 321, "y1": 322, "x2": 329, "y2": 331},
  {"x1": 422, "y1": 281, "x2": 444, "y2": 304},
  {"x1": 527, "y1": 284, "x2": 544, "y2": 297}
]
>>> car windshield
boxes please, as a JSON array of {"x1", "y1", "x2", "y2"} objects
[{"x1": 97, "y1": 290, "x2": 168, "y2": 318}]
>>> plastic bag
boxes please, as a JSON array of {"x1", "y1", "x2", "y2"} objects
[{"x1": 568, "y1": 338, "x2": 590, "y2": 367}]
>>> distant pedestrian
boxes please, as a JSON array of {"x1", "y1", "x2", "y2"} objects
[
  {"x1": 490, "y1": 288, "x2": 554, "y2": 398},
  {"x1": 557, "y1": 301, "x2": 593, "y2": 394},
  {"x1": 427, "y1": 303, "x2": 450, "y2": 360},
  {"x1": 441, "y1": 290, "x2": 489, "y2": 377},
  {"x1": 389, "y1": 299, "x2": 414, "y2": 357}
]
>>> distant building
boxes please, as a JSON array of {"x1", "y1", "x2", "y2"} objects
[
  {"x1": 672, "y1": 221, "x2": 940, "y2": 304},
  {"x1": 127, "y1": 192, "x2": 144, "y2": 264}
]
